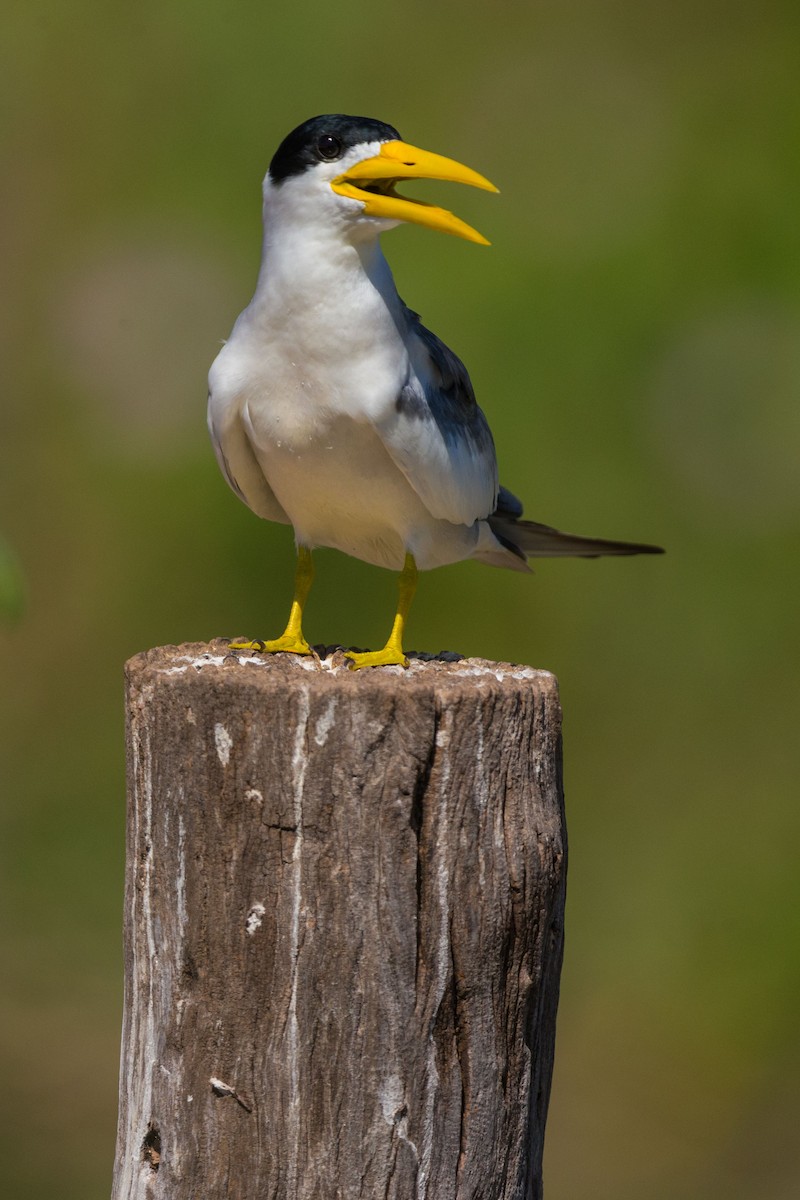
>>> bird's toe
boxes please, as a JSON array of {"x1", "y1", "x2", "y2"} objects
[{"x1": 345, "y1": 647, "x2": 409, "y2": 671}]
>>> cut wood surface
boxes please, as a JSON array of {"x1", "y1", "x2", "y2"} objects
[{"x1": 112, "y1": 641, "x2": 566, "y2": 1200}]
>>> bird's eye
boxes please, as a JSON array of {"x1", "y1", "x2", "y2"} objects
[{"x1": 316, "y1": 134, "x2": 342, "y2": 161}]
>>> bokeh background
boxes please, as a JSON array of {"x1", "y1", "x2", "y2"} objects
[{"x1": 2, "y1": 1, "x2": 799, "y2": 1196}]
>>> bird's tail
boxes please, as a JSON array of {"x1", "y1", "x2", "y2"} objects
[{"x1": 488, "y1": 514, "x2": 665, "y2": 560}]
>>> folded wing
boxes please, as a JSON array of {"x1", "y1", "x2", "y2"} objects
[{"x1": 372, "y1": 305, "x2": 499, "y2": 527}]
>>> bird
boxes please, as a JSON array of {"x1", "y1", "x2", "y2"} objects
[{"x1": 208, "y1": 114, "x2": 662, "y2": 669}]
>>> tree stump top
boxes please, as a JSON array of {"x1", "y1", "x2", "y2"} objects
[{"x1": 126, "y1": 640, "x2": 559, "y2": 704}]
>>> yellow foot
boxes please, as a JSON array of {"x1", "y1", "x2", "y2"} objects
[
  {"x1": 345, "y1": 646, "x2": 409, "y2": 671},
  {"x1": 229, "y1": 635, "x2": 311, "y2": 656}
]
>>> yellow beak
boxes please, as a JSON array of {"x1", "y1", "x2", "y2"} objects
[{"x1": 331, "y1": 139, "x2": 498, "y2": 245}]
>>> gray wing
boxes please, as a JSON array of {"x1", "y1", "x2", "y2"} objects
[{"x1": 373, "y1": 304, "x2": 498, "y2": 526}]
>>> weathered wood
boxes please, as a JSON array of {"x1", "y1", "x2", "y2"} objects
[{"x1": 112, "y1": 641, "x2": 566, "y2": 1200}]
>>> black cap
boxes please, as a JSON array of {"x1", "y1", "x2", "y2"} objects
[{"x1": 269, "y1": 114, "x2": 401, "y2": 184}]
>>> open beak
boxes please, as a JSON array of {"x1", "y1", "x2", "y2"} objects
[{"x1": 331, "y1": 139, "x2": 498, "y2": 245}]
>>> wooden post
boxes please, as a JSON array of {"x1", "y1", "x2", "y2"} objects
[{"x1": 112, "y1": 641, "x2": 566, "y2": 1200}]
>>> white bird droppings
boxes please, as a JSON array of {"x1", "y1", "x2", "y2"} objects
[
  {"x1": 246, "y1": 902, "x2": 266, "y2": 935},
  {"x1": 214, "y1": 723, "x2": 233, "y2": 767},
  {"x1": 313, "y1": 697, "x2": 338, "y2": 746}
]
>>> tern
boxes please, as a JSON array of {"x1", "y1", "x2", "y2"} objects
[{"x1": 208, "y1": 114, "x2": 662, "y2": 668}]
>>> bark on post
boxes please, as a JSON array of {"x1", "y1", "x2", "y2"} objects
[{"x1": 112, "y1": 641, "x2": 566, "y2": 1200}]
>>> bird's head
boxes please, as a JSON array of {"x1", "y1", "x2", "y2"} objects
[{"x1": 265, "y1": 114, "x2": 498, "y2": 247}]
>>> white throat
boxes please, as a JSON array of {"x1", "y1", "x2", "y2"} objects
[{"x1": 240, "y1": 173, "x2": 404, "y2": 361}]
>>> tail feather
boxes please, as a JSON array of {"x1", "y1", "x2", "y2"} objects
[{"x1": 489, "y1": 514, "x2": 664, "y2": 560}]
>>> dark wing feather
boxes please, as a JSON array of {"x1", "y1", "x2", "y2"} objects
[
  {"x1": 372, "y1": 303, "x2": 498, "y2": 525},
  {"x1": 490, "y1": 509, "x2": 665, "y2": 558}
]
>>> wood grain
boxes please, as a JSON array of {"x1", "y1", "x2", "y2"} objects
[{"x1": 112, "y1": 642, "x2": 566, "y2": 1200}]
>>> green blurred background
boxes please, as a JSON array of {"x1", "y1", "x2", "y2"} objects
[{"x1": 2, "y1": 0, "x2": 799, "y2": 1195}]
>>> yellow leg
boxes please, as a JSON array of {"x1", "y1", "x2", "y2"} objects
[
  {"x1": 230, "y1": 546, "x2": 314, "y2": 656},
  {"x1": 346, "y1": 553, "x2": 418, "y2": 670}
]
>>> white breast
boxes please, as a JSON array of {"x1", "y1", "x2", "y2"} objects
[
  {"x1": 208, "y1": 198, "x2": 483, "y2": 571},
  {"x1": 211, "y1": 232, "x2": 414, "y2": 566}
]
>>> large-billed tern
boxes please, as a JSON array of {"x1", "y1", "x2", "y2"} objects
[{"x1": 209, "y1": 114, "x2": 662, "y2": 668}]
